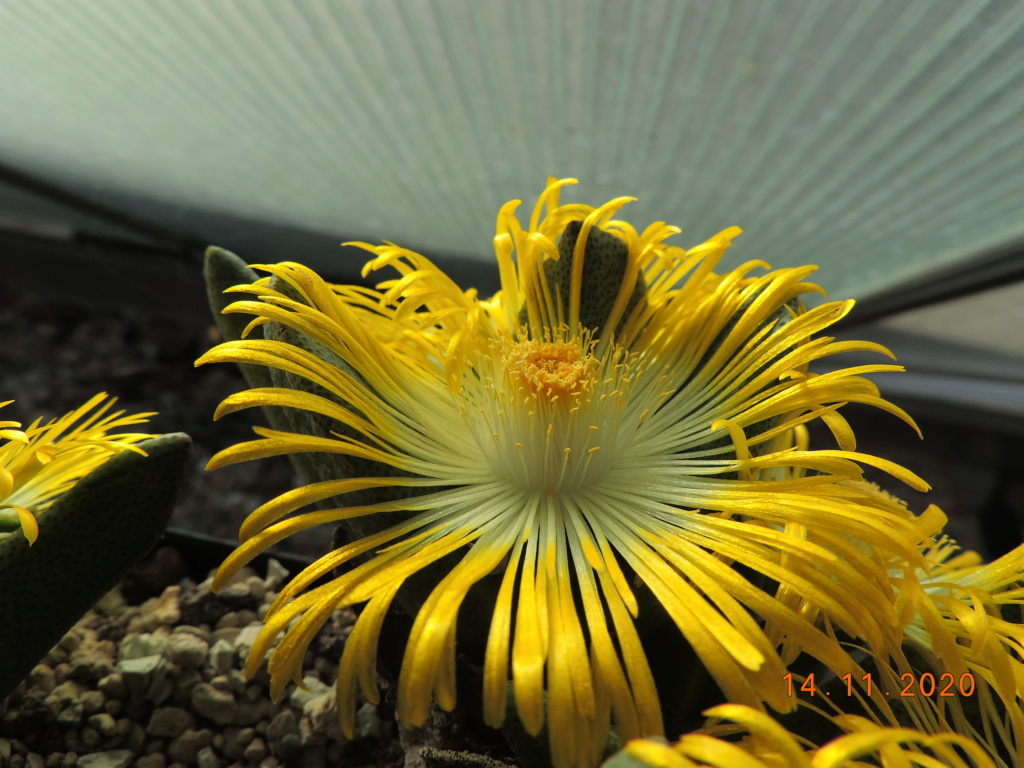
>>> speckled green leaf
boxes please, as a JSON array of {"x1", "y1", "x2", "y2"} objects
[
  {"x1": 548, "y1": 222, "x2": 646, "y2": 338},
  {"x1": 204, "y1": 246, "x2": 274, "y2": 392},
  {"x1": 0, "y1": 433, "x2": 191, "y2": 699}
]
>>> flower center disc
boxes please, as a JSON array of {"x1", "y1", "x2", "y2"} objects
[{"x1": 505, "y1": 340, "x2": 595, "y2": 403}]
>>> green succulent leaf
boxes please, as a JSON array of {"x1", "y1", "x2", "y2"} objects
[
  {"x1": 204, "y1": 246, "x2": 274, "y2": 392},
  {"x1": 0, "y1": 432, "x2": 192, "y2": 699}
]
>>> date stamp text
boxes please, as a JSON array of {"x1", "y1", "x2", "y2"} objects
[{"x1": 783, "y1": 672, "x2": 976, "y2": 698}]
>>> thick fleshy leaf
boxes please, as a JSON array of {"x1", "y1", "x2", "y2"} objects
[{"x1": 0, "y1": 433, "x2": 191, "y2": 699}]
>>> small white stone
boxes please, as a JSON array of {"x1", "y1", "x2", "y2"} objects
[
  {"x1": 75, "y1": 750, "x2": 134, "y2": 768},
  {"x1": 117, "y1": 655, "x2": 167, "y2": 698},
  {"x1": 288, "y1": 676, "x2": 330, "y2": 710},
  {"x1": 207, "y1": 639, "x2": 234, "y2": 674},
  {"x1": 196, "y1": 746, "x2": 222, "y2": 768},
  {"x1": 233, "y1": 625, "x2": 262, "y2": 657},
  {"x1": 119, "y1": 634, "x2": 163, "y2": 660},
  {"x1": 164, "y1": 633, "x2": 209, "y2": 669},
  {"x1": 263, "y1": 559, "x2": 289, "y2": 590},
  {"x1": 356, "y1": 703, "x2": 382, "y2": 740},
  {"x1": 303, "y1": 692, "x2": 346, "y2": 742}
]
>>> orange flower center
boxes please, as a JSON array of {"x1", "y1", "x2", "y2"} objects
[{"x1": 505, "y1": 340, "x2": 595, "y2": 403}]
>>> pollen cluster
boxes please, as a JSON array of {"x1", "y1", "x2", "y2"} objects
[{"x1": 504, "y1": 339, "x2": 596, "y2": 404}]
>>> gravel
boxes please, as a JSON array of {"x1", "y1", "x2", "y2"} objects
[{"x1": 0, "y1": 547, "x2": 402, "y2": 768}]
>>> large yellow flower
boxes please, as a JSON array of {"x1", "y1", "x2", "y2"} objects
[
  {"x1": 617, "y1": 704, "x2": 997, "y2": 768},
  {"x1": 0, "y1": 393, "x2": 154, "y2": 544},
  {"x1": 201, "y1": 178, "x2": 931, "y2": 768}
]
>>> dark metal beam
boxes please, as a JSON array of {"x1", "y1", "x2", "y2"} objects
[{"x1": 837, "y1": 235, "x2": 1024, "y2": 329}]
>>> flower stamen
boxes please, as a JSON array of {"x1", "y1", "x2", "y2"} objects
[{"x1": 505, "y1": 339, "x2": 596, "y2": 405}]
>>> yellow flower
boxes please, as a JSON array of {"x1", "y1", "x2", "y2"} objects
[
  {"x1": 779, "y1": 486, "x2": 1023, "y2": 766},
  {"x1": 201, "y1": 178, "x2": 930, "y2": 768},
  {"x1": 618, "y1": 704, "x2": 997, "y2": 768},
  {"x1": 0, "y1": 393, "x2": 155, "y2": 544},
  {"x1": 882, "y1": 503, "x2": 1024, "y2": 765}
]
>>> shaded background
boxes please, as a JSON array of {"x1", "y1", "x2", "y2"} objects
[{"x1": 1, "y1": 0, "x2": 1023, "y2": 559}]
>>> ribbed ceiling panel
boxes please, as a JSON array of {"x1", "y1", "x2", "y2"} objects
[{"x1": 2, "y1": 1, "x2": 1023, "y2": 298}]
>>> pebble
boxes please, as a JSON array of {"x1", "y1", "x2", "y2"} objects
[
  {"x1": 174, "y1": 669, "x2": 203, "y2": 701},
  {"x1": 242, "y1": 737, "x2": 267, "y2": 763},
  {"x1": 303, "y1": 693, "x2": 346, "y2": 743},
  {"x1": 232, "y1": 625, "x2": 262, "y2": 659},
  {"x1": 46, "y1": 680, "x2": 85, "y2": 708},
  {"x1": 81, "y1": 690, "x2": 106, "y2": 715},
  {"x1": 288, "y1": 676, "x2": 330, "y2": 709},
  {"x1": 356, "y1": 703, "x2": 384, "y2": 740},
  {"x1": 123, "y1": 723, "x2": 147, "y2": 755},
  {"x1": 147, "y1": 671, "x2": 176, "y2": 708},
  {"x1": 93, "y1": 588, "x2": 127, "y2": 618},
  {"x1": 210, "y1": 627, "x2": 240, "y2": 647},
  {"x1": 206, "y1": 640, "x2": 233, "y2": 675},
  {"x1": 147, "y1": 708, "x2": 196, "y2": 738},
  {"x1": 263, "y1": 559, "x2": 290, "y2": 590},
  {"x1": 231, "y1": 698, "x2": 273, "y2": 727},
  {"x1": 166, "y1": 729, "x2": 213, "y2": 765},
  {"x1": 190, "y1": 683, "x2": 237, "y2": 725},
  {"x1": 136, "y1": 587, "x2": 182, "y2": 631},
  {"x1": 173, "y1": 625, "x2": 212, "y2": 644},
  {"x1": 208, "y1": 676, "x2": 232, "y2": 695},
  {"x1": 214, "y1": 612, "x2": 240, "y2": 630},
  {"x1": 29, "y1": 665, "x2": 56, "y2": 695},
  {"x1": 97, "y1": 673, "x2": 127, "y2": 700},
  {"x1": 88, "y1": 713, "x2": 118, "y2": 738},
  {"x1": 226, "y1": 670, "x2": 247, "y2": 694},
  {"x1": 265, "y1": 710, "x2": 298, "y2": 743},
  {"x1": 53, "y1": 663, "x2": 73, "y2": 685},
  {"x1": 217, "y1": 728, "x2": 245, "y2": 761},
  {"x1": 71, "y1": 650, "x2": 116, "y2": 681},
  {"x1": 217, "y1": 581, "x2": 257, "y2": 611},
  {"x1": 117, "y1": 655, "x2": 164, "y2": 694},
  {"x1": 298, "y1": 717, "x2": 320, "y2": 748},
  {"x1": 164, "y1": 634, "x2": 209, "y2": 669},
  {"x1": 195, "y1": 745, "x2": 221, "y2": 768},
  {"x1": 245, "y1": 576, "x2": 267, "y2": 603},
  {"x1": 76, "y1": 750, "x2": 133, "y2": 768},
  {"x1": 120, "y1": 634, "x2": 166, "y2": 660},
  {"x1": 56, "y1": 700, "x2": 83, "y2": 728},
  {"x1": 80, "y1": 728, "x2": 102, "y2": 751}
]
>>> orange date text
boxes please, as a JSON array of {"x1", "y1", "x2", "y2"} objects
[{"x1": 783, "y1": 672, "x2": 976, "y2": 698}]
